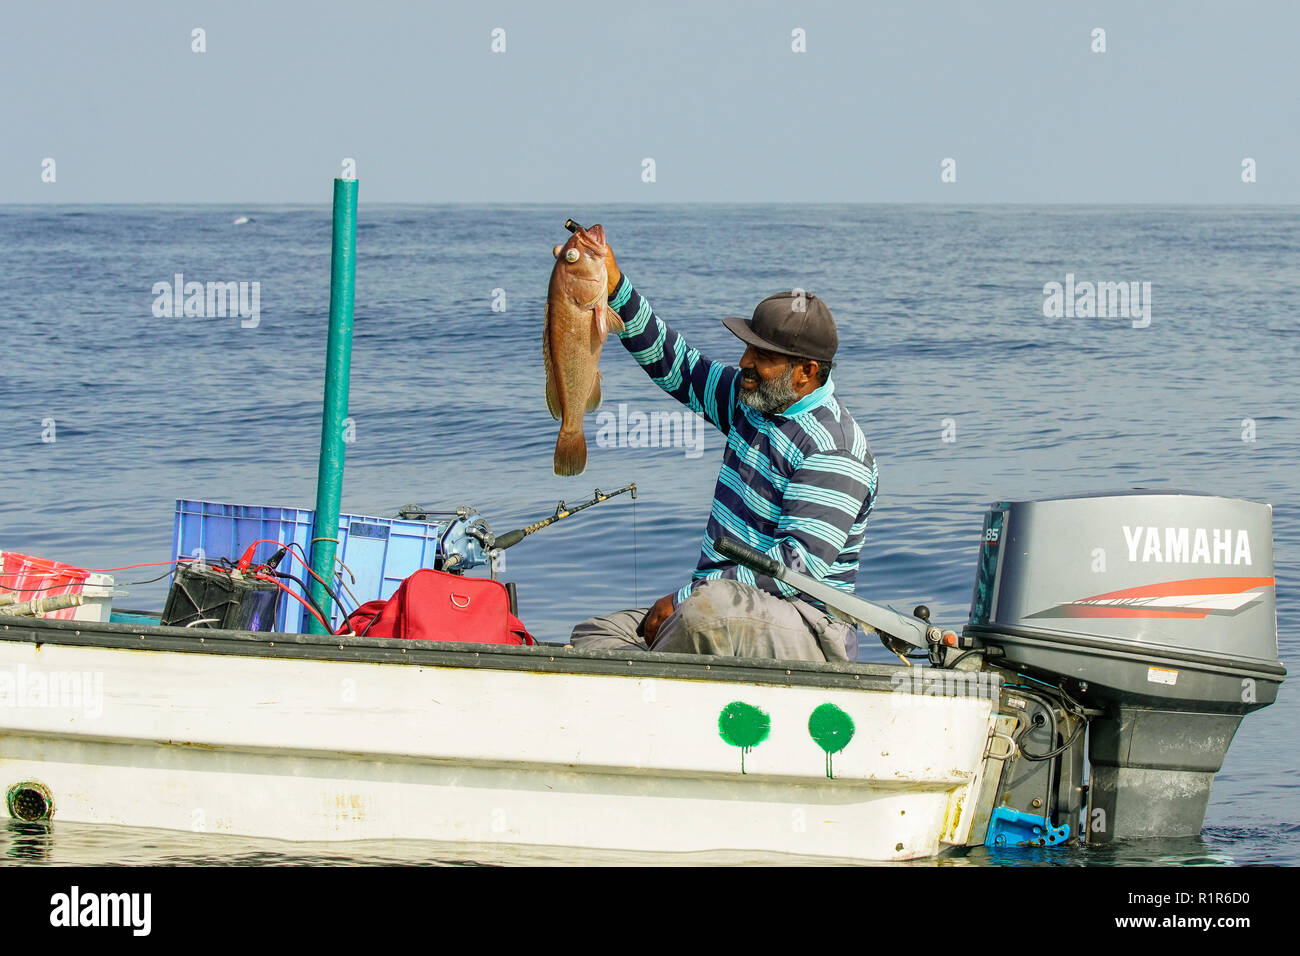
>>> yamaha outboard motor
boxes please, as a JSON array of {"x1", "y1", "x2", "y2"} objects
[{"x1": 963, "y1": 491, "x2": 1285, "y2": 843}]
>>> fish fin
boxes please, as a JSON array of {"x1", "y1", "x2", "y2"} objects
[
  {"x1": 605, "y1": 299, "x2": 625, "y2": 334},
  {"x1": 543, "y1": 304, "x2": 561, "y2": 420},
  {"x1": 554, "y1": 431, "x2": 587, "y2": 476},
  {"x1": 585, "y1": 374, "x2": 602, "y2": 414},
  {"x1": 594, "y1": 302, "x2": 607, "y2": 339}
]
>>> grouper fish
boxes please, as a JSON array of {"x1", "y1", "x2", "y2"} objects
[{"x1": 543, "y1": 223, "x2": 624, "y2": 476}]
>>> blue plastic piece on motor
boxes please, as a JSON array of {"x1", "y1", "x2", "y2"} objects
[
  {"x1": 986, "y1": 807, "x2": 1071, "y2": 847},
  {"x1": 438, "y1": 519, "x2": 490, "y2": 573}
]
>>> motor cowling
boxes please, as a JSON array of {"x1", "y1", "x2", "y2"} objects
[{"x1": 963, "y1": 491, "x2": 1285, "y2": 843}]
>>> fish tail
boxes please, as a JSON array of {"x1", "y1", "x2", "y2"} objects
[{"x1": 553, "y1": 430, "x2": 587, "y2": 476}]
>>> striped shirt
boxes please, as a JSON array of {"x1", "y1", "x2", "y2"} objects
[{"x1": 610, "y1": 276, "x2": 878, "y2": 608}]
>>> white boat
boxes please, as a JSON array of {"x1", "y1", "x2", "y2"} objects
[
  {"x1": 0, "y1": 616, "x2": 1005, "y2": 862},
  {"x1": 0, "y1": 490, "x2": 1284, "y2": 863}
]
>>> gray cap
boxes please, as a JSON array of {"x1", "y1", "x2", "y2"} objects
[{"x1": 722, "y1": 291, "x2": 838, "y2": 363}]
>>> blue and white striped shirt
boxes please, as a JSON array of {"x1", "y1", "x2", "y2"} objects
[{"x1": 610, "y1": 277, "x2": 878, "y2": 608}]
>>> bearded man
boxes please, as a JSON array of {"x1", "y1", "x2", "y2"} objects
[{"x1": 568, "y1": 237, "x2": 878, "y2": 663}]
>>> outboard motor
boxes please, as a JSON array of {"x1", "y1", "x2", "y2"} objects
[{"x1": 963, "y1": 491, "x2": 1285, "y2": 844}]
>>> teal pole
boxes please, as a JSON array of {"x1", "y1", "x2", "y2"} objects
[{"x1": 308, "y1": 177, "x2": 358, "y2": 633}]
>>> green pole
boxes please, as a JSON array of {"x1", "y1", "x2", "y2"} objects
[{"x1": 308, "y1": 176, "x2": 358, "y2": 633}]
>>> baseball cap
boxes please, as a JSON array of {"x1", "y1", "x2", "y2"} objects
[{"x1": 722, "y1": 290, "x2": 838, "y2": 363}]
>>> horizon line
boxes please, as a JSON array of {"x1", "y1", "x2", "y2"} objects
[{"x1": 4, "y1": 200, "x2": 1297, "y2": 208}]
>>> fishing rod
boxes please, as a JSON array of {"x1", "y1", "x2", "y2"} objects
[
  {"x1": 482, "y1": 483, "x2": 637, "y2": 553},
  {"x1": 564, "y1": 219, "x2": 585, "y2": 233},
  {"x1": 712, "y1": 536, "x2": 946, "y2": 657}
]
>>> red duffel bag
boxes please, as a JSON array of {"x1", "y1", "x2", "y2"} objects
[{"x1": 336, "y1": 569, "x2": 535, "y2": 645}]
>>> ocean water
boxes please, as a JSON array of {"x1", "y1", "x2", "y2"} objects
[{"x1": 0, "y1": 203, "x2": 1295, "y2": 865}]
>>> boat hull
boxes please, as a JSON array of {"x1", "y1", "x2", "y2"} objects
[{"x1": 0, "y1": 618, "x2": 1002, "y2": 861}]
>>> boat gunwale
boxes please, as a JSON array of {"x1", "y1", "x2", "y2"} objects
[{"x1": 0, "y1": 615, "x2": 1003, "y2": 698}]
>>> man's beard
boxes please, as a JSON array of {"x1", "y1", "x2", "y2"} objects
[{"x1": 738, "y1": 365, "x2": 800, "y2": 415}]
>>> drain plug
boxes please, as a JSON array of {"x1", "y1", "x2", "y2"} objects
[{"x1": 6, "y1": 782, "x2": 53, "y2": 822}]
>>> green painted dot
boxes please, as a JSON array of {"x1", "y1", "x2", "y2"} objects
[
  {"x1": 718, "y1": 701, "x2": 770, "y2": 773},
  {"x1": 718, "y1": 701, "x2": 771, "y2": 750},
  {"x1": 808, "y1": 703, "x2": 855, "y2": 778}
]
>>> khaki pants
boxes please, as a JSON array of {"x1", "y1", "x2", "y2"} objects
[{"x1": 569, "y1": 579, "x2": 857, "y2": 663}]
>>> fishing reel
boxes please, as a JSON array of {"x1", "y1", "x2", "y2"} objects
[{"x1": 394, "y1": 504, "x2": 493, "y2": 575}]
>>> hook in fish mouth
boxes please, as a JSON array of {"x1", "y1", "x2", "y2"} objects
[{"x1": 569, "y1": 227, "x2": 606, "y2": 250}]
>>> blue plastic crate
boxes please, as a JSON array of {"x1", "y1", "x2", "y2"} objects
[{"x1": 172, "y1": 499, "x2": 447, "y2": 633}]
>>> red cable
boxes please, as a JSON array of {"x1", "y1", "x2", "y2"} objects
[
  {"x1": 0, "y1": 549, "x2": 333, "y2": 633},
  {"x1": 1, "y1": 546, "x2": 350, "y2": 605},
  {"x1": 0, "y1": 557, "x2": 201, "y2": 580},
  {"x1": 234, "y1": 538, "x2": 348, "y2": 612},
  {"x1": 253, "y1": 572, "x2": 330, "y2": 632},
  {"x1": 3, "y1": 544, "x2": 353, "y2": 621}
]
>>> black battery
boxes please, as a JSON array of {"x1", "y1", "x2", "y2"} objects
[{"x1": 161, "y1": 564, "x2": 282, "y2": 631}]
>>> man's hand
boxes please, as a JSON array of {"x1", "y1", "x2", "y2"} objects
[
  {"x1": 604, "y1": 241, "x2": 622, "y2": 297},
  {"x1": 639, "y1": 592, "x2": 676, "y2": 647}
]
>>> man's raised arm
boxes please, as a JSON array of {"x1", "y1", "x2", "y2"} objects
[{"x1": 604, "y1": 246, "x2": 739, "y2": 434}]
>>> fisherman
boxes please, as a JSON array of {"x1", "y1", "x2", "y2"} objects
[{"x1": 569, "y1": 237, "x2": 878, "y2": 663}]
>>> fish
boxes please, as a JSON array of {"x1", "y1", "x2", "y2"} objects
[{"x1": 543, "y1": 223, "x2": 624, "y2": 475}]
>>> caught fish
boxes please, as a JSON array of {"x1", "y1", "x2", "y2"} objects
[{"x1": 543, "y1": 223, "x2": 624, "y2": 475}]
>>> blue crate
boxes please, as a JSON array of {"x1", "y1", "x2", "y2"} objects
[{"x1": 172, "y1": 499, "x2": 447, "y2": 633}]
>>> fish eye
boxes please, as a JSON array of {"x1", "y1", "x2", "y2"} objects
[{"x1": 564, "y1": 248, "x2": 580, "y2": 263}]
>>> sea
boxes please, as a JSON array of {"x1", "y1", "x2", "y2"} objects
[{"x1": 0, "y1": 203, "x2": 1295, "y2": 866}]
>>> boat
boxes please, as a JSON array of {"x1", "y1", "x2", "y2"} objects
[
  {"x1": 1, "y1": 183, "x2": 1284, "y2": 862},
  {"x1": 1, "y1": 488, "x2": 1284, "y2": 861},
  {"x1": 0, "y1": 613, "x2": 1000, "y2": 859}
]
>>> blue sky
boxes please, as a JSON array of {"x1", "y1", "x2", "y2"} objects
[{"x1": 3, "y1": 0, "x2": 1297, "y2": 203}]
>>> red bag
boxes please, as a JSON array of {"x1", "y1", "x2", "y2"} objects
[{"x1": 336, "y1": 569, "x2": 535, "y2": 646}]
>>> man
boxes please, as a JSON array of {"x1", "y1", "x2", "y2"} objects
[{"x1": 569, "y1": 237, "x2": 878, "y2": 663}]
